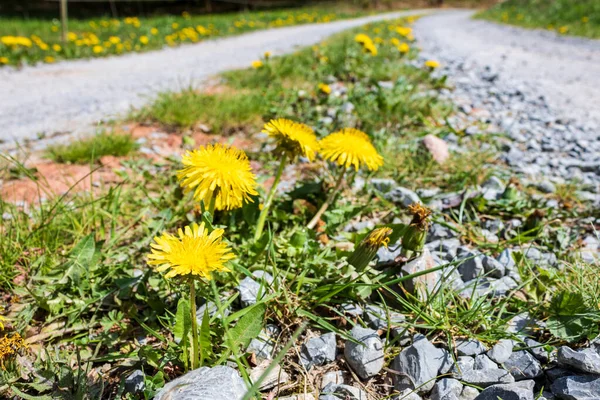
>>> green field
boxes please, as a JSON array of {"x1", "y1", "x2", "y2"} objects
[
  {"x1": 0, "y1": 5, "x2": 364, "y2": 67},
  {"x1": 478, "y1": 0, "x2": 600, "y2": 39}
]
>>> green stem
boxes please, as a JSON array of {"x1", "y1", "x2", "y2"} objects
[
  {"x1": 307, "y1": 167, "x2": 346, "y2": 229},
  {"x1": 254, "y1": 154, "x2": 288, "y2": 241},
  {"x1": 207, "y1": 193, "x2": 216, "y2": 217},
  {"x1": 189, "y1": 278, "x2": 199, "y2": 370}
]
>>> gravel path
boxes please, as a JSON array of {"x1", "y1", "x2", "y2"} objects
[
  {"x1": 413, "y1": 10, "x2": 600, "y2": 193},
  {"x1": 413, "y1": 10, "x2": 600, "y2": 124},
  {"x1": 0, "y1": 9, "x2": 429, "y2": 145}
]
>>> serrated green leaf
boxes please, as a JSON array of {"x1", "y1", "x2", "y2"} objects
[
  {"x1": 229, "y1": 303, "x2": 266, "y2": 349},
  {"x1": 547, "y1": 291, "x2": 599, "y2": 341}
]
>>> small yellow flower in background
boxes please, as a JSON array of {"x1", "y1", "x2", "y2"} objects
[
  {"x1": 109, "y1": 36, "x2": 120, "y2": 44},
  {"x1": 252, "y1": 60, "x2": 263, "y2": 69},
  {"x1": 148, "y1": 222, "x2": 234, "y2": 280},
  {"x1": 547, "y1": 24, "x2": 555, "y2": 30},
  {"x1": 93, "y1": 45, "x2": 103, "y2": 54},
  {"x1": 178, "y1": 144, "x2": 258, "y2": 211},
  {"x1": 391, "y1": 37, "x2": 401, "y2": 46},
  {"x1": 172, "y1": 22, "x2": 179, "y2": 30},
  {"x1": 262, "y1": 118, "x2": 320, "y2": 161},
  {"x1": 67, "y1": 32, "x2": 77, "y2": 41},
  {"x1": 396, "y1": 26, "x2": 412, "y2": 37},
  {"x1": 363, "y1": 41, "x2": 378, "y2": 56},
  {"x1": 51, "y1": 26, "x2": 59, "y2": 32},
  {"x1": 374, "y1": 37, "x2": 384, "y2": 44},
  {"x1": 151, "y1": 28, "x2": 159, "y2": 35},
  {"x1": 517, "y1": 13, "x2": 524, "y2": 21},
  {"x1": 44, "y1": 56, "x2": 55, "y2": 63},
  {"x1": 425, "y1": 60, "x2": 440, "y2": 69},
  {"x1": 318, "y1": 83, "x2": 332, "y2": 94},
  {"x1": 354, "y1": 33, "x2": 371, "y2": 45},
  {"x1": 582, "y1": 17, "x2": 589, "y2": 23},
  {"x1": 319, "y1": 128, "x2": 383, "y2": 171},
  {"x1": 52, "y1": 44, "x2": 61, "y2": 52},
  {"x1": 397, "y1": 43, "x2": 410, "y2": 54},
  {"x1": 140, "y1": 35, "x2": 149, "y2": 44},
  {"x1": 0, "y1": 57, "x2": 8, "y2": 64},
  {"x1": 264, "y1": 51, "x2": 272, "y2": 59},
  {"x1": 182, "y1": 11, "x2": 191, "y2": 19},
  {"x1": 558, "y1": 26, "x2": 569, "y2": 34}
]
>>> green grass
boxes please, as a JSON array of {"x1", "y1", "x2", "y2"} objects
[
  {"x1": 477, "y1": 0, "x2": 600, "y2": 39},
  {"x1": 45, "y1": 131, "x2": 138, "y2": 164},
  {"x1": 1, "y1": 14, "x2": 599, "y2": 400},
  {"x1": 0, "y1": 5, "x2": 367, "y2": 67}
]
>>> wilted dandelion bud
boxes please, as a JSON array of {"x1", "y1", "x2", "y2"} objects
[
  {"x1": 402, "y1": 203, "x2": 433, "y2": 254},
  {"x1": 524, "y1": 209, "x2": 546, "y2": 233},
  {"x1": 348, "y1": 227, "x2": 393, "y2": 271},
  {"x1": 502, "y1": 177, "x2": 520, "y2": 201}
]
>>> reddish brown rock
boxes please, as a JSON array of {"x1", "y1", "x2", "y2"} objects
[{"x1": 422, "y1": 134, "x2": 450, "y2": 164}]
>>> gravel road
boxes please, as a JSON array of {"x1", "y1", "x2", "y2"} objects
[
  {"x1": 413, "y1": 10, "x2": 600, "y2": 124},
  {"x1": 0, "y1": 9, "x2": 429, "y2": 145}
]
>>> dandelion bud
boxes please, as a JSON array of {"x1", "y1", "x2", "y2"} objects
[
  {"x1": 402, "y1": 203, "x2": 433, "y2": 254},
  {"x1": 348, "y1": 227, "x2": 393, "y2": 271},
  {"x1": 502, "y1": 177, "x2": 520, "y2": 201}
]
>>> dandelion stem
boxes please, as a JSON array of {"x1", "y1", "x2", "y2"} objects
[
  {"x1": 254, "y1": 154, "x2": 287, "y2": 241},
  {"x1": 307, "y1": 167, "x2": 346, "y2": 229},
  {"x1": 189, "y1": 278, "x2": 199, "y2": 370},
  {"x1": 207, "y1": 192, "x2": 217, "y2": 216}
]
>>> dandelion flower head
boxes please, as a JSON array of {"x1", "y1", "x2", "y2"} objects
[
  {"x1": 178, "y1": 144, "x2": 258, "y2": 211},
  {"x1": 262, "y1": 118, "x2": 319, "y2": 161},
  {"x1": 319, "y1": 128, "x2": 383, "y2": 171},
  {"x1": 148, "y1": 222, "x2": 234, "y2": 280}
]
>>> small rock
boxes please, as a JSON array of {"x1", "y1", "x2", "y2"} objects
[
  {"x1": 344, "y1": 326, "x2": 384, "y2": 379},
  {"x1": 460, "y1": 386, "x2": 480, "y2": 400},
  {"x1": 364, "y1": 304, "x2": 405, "y2": 330},
  {"x1": 431, "y1": 378, "x2": 463, "y2": 400},
  {"x1": 504, "y1": 351, "x2": 543, "y2": 380},
  {"x1": 451, "y1": 356, "x2": 475, "y2": 380},
  {"x1": 392, "y1": 336, "x2": 446, "y2": 393},
  {"x1": 396, "y1": 388, "x2": 423, "y2": 400},
  {"x1": 279, "y1": 395, "x2": 315, "y2": 400},
  {"x1": 400, "y1": 248, "x2": 442, "y2": 300},
  {"x1": 557, "y1": 346, "x2": 600, "y2": 375},
  {"x1": 482, "y1": 256, "x2": 505, "y2": 279},
  {"x1": 461, "y1": 368, "x2": 515, "y2": 387},
  {"x1": 249, "y1": 360, "x2": 289, "y2": 391},
  {"x1": 475, "y1": 380, "x2": 535, "y2": 400},
  {"x1": 507, "y1": 313, "x2": 538, "y2": 335},
  {"x1": 474, "y1": 355, "x2": 498, "y2": 370},
  {"x1": 537, "y1": 181, "x2": 556, "y2": 193},
  {"x1": 371, "y1": 178, "x2": 397, "y2": 193},
  {"x1": 320, "y1": 383, "x2": 367, "y2": 400},
  {"x1": 384, "y1": 186, "x2": 421, "y2": 208},
  {"x1": 487, "y1": 339, "x2": 515, "y2": 364},
  {"x1": 300, "y1": 333, "x2": 337, "y2": 370},
  {"x1": 422, "y1": 134, "x2": 450, "y2": 164},
  {"x1": 124, "y1": 370, "x2": 145, "y2": 394},
  {"x1": 154, "y1": 366, "x2": 247, "y2": 400},
  {"x1": 247, "y1": 324, "x2": 279, "y2": 360},
  {"x1": 237, "y1": 271, "x2": 273, "y2": 307},
  {"x1": 456, "y1": 339, "x2": 487, "y2": 356},
  {"x1": 551, "y1": 375, "x2": 600, "y2": 399},
  {"x1": 321, "y1": 371, "x2": 345, "y2": 388},
  {"x1": 523, "y1": 338, "x2": 551, "y2": 363},
  {"x1": 458, "y1": 251, "x2": 484, "y2": 281},
  {"x1": 340, "y1": 303, "x2": 363, "y2": 317}
]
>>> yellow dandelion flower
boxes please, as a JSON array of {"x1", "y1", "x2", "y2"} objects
[
  {"x1": 140, "y1": 35, "x2": 149, "y2": 44},
  {"x1": 109, "y1": 36, "x2": 121, "y2": 44},
  {"x1": 262, "y1": 118, "x2": 319, "y2": 161},
  {"x1": 52, "y1": 44, "x2": 61, "y2": 52},
  {"x1": 172, "y1": 22, "x2": 179, "y2": 30},
  {"x1": 354, "y1": 33, "x2": 372, "y2": 45},
  {"x1": 365, "y1": 227, "x2": 393, "y2": 249},
  {"x1": 319, "y1": 128, "x2": 383, "y2": 171},
  {"x1": 92, "y1": 45, "x2": 103, "y2": 54},
  {"x1": 374, "y1": 37, "x2": 384, "y2": 44},
  {"x1": 148, "y1": 222, "x2": 234, "y2": 280},
  {"x1": 44, "y1": 56, "x2": 55, "y2": 63},
  {"x1": 51, "y1": 26, "x2": 59, "y2": 32},
  {"x1": 348, "y1": 227, "x2": 393, "y2": 270},
  {"x1": 363, "y1": 42, "x2": 378, "y2": 56},
  {"x1": 0, "y1": 333, "x2": 26, "y2": 370},
  {"x1": 396, "y1": 26, "x2": 412, "y2": 37},
  {"x1": 151, "y1": 28, "x2": 159, "y2": 35},
  {"x1": 391, "y1": 37, "x2": 401, "y2": 46},
  {"x1": 0, "y1": 57, "x2": 8, "y2": 64},
  {"x1": 582, "y1": 17, "x2": 589, "y2": 23},
  {"x1": 558, "y1": 26, "x2": 569, "y2": 34},
  {"x1": 397, "y1": 43, "x2": 410, "y2": 54},
  {"x1": 318, "y1": 83, "x2": 332, "y2": 94},
  {"x1": 67, "y1": 32, "x2": 77, "y2": 41},
  {"x1": 425, "y1": 60, "x2": 440, "y2": 69},
  {"x1": 252, "y1": 60, "x2": 263, "y2": 69},
  {"x1": 177, "y1": 144, "x2": 258, "y2": 211},
  {"x1": 264, "y1": 51, "x2": 272, "y2": 59}
]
